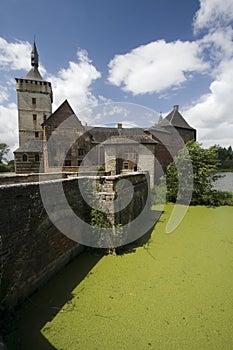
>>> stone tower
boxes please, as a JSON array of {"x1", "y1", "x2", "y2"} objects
[
  {"x1": 14, "y1": 42, "x2": 53, "y2": 173},
  {"x1": 15, "y1": 42, "x2": 53, "y2": 146}
]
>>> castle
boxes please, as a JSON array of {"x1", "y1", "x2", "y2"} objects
[{"x1": 14, "y1": 43, "x2": 196, "y2": 185}]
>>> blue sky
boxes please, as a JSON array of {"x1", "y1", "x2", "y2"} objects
[{"x1": 1, "y1": 0, "x2": 233, "y2": 157}]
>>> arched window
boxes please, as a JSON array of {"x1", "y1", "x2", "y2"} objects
[{"x1": 22, "y1": 154, "x2": 28, "y2": 162}]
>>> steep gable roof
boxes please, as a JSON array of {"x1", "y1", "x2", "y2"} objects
[
  {"x1": 159, "y1": 105, "x2": 195, "y2": 130},
  {"x1": 42, "y1": 100, "x2": 84, "y2": 130}
]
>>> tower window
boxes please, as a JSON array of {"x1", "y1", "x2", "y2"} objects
[
  {"x1": 123, "y1": 162, "x2": 129, "y2": 170},
  {"x1": 33, "y1": 114, "x2": 37, "y2": 121},
  {"x1": 35, "y1": 154, "x2": 40, "y2": 162},
  {"x1": 35, "y1": 131, "x2": 39, "y2": 138},
  {"x1": 43, "y1": 115, "x2": 47, "y2": 122},
  {"x1": 32, "y1": 98, "x2": 36, "y2": 106},
  {"x1": 78, "y1": 148, "x2": 84, "y2": 156},
  {"x1": 22, "y1": 154, "x2": 28, "y2": 162}
]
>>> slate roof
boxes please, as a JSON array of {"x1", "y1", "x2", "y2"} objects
[
  {"x1": 14, "y1": 140, "x2": 43, "y2": 153},
  {"x1": 86, "y1": 126, "x2": 157, "y2": 144},
  {"x1": 145, "y1": 125, "x2": 171, "y2": 135},
  {"x1": 23, "y1": 67, "x2": 43, "y2": 81},
  {"x1": 85, "y1": 126, "x2": 118, "y2": 143},
  {"x1": 159, "y1": 105, "x2": 195, "y2": 130}
]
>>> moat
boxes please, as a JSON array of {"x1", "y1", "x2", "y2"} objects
[{"x1": 3, "y1": 204, "x2": 233, "y2": 350}]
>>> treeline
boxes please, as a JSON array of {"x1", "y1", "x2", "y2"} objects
[{"x1": 215, "y1": 145, "x2": 233, "y2": 171}]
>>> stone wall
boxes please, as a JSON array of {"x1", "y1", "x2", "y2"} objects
[
  {"x1": 0, "y1": 173, "x2": 149, "y2": 311},
  {"x1": 94, "y1": 172, "x2": 151, "y2": 247},
  {"x1": 0, "y1": 178, "x2": 88, "y2": 310}
]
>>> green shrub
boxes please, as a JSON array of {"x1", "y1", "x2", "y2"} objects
[{"x1": 208, "y1": 190, "x2": 233, "y2": 206}]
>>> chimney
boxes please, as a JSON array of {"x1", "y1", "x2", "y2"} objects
[
  {"x1": 173, "y1": 105, "x2": 179, "y2": 111},
  {"x1": 117, "y1": 123, "x2": 122, "y2": 129}
]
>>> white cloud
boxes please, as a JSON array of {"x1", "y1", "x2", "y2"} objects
[
  {"x1": 184, "y1": 58, "x2": 233, "y2": 147},
  {"x1": 0, "y1": 103, "x2": 18, "y2": 159},
  {"x1": 0, "y1": 37, "x2": 46, "y2": 77},
  {"x1": 0, "y1": 37, "x2": 31, "y2": 71},
  {"x1": 108, "y1": 40, "x2": 209, "y2": 95},
  {"x1": 183, "y1": 1, "x2": 233, "y2": 148},
  {"x1": 193, "y1": 0, "x2": 233, "y2": 32},
  {"x1": 47, "y1": 49, "x2": 101, "y2": 113},
  {"x1": 200, "y1": 27, "x2": 233, "y2": 66},
  {"x1": 0, "y1": 85, "x2": 9, "y2": 103}
]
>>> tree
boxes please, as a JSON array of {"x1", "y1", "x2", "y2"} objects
[
  {"x1": 0, "y1": 143, "x2": 10, "y2": 164},
  {"x1": 0, "y1": 144, "x2": 15, "y2": 172},
  {"x1": 165, "y1": 141, "x2": 221, "y2": 205}
]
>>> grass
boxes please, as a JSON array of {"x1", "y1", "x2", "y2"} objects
[{"x1": 3, "y1": 204, "x2": 233, "y2": 349}]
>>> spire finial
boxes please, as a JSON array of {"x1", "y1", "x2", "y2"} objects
[{"x1": 31, "y1": 40, "x2": 39, "y2": 68}]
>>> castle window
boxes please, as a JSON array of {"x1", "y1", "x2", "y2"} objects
[
  {"x1": 22, "y1": 154, "x2": 28, "y2": 162},
  {"x1": 33, "y1": 114, "x2": 37, "y2": 121},
  {"x1": 43, "y1": 115, "x2": 47, "y2": 122},
  {"x1": 78, "y1": 148, "x2": 84, "y2": 156},
  {"x1": 123, "y1": 162, "x2": 129, "y2": 170},
  {"x1": 32, "y1": 97, "x2": 36, "y2": 106},
  {"x1": 35, "y1": 154, "x2": 40, "y2": 162},
  {"x1": 78, "y1": 160, "x2": 82, "y2": 166},
  {"x1": 35, "y1": 131, "x2": 39, "y2": 138}
]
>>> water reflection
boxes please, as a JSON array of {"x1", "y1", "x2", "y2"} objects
[{"x1": 214, "y1": 172, "x2": 233, "y2": 193}]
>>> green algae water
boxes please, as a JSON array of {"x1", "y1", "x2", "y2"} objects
[{"x1": 4, "y1": 205, "x2": 233, "y2": 350}]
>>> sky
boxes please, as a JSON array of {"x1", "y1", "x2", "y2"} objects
[{"x1": 0, "y1": 0, "x2": 233, "y2": 159}]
